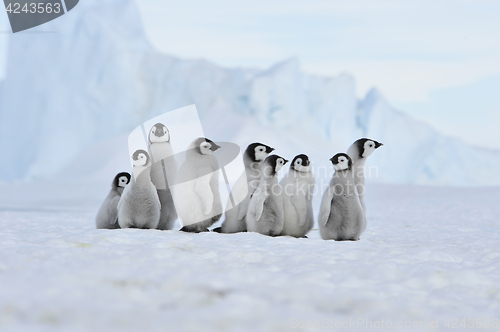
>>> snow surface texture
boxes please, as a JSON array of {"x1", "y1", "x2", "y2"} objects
[
  {"x1": 0, "y1": 182, "x2": 499, "y2": 332},
  {"x1": 0, "y1": 0, "x2": 499, "y2": 185}
]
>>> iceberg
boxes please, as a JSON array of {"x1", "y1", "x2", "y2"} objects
[{"x1": 0, "y1": 0, "x2": 499, "y2": 186}]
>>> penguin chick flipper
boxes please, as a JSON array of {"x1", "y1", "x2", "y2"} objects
[
  {"x1": 253, "y1": 189, "x2": 269, "y2": 221},
  {"x1": 117, "y1": 185, "x2": 130, "y2": 210},
  {"x1": 236, "y1": 196, "x2": 251, "y2": 221},
  {"x1": 107, "y1": 195, "x2": 121, "y2": 226},
  {"x1": 307, "y1": 183, "x2": 315, "y2": 202},
  {"x1": 194, "y1": 174, "x2": 214, "y2": 215},
  {"x1": 291, "y1": 191, "x2": 307, "y2": 227},
  {"x1": 150, "y1": 183, "x2": 161, "y2": 207},
  {"x1": 229, "y1": 175, "x2": 249, "y2": 220},
  {"x1": 319, "y1": 186, "x2": 334, "y2": 226}
]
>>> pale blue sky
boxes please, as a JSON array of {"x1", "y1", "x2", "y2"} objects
[
  {"x1": 134, "y1": 0, "x2": 500, "y2": 148},
  {"x1": 1, "y1": 0, "x2": 499, "y2": 148}
]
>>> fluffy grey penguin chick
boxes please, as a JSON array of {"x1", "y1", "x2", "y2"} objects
[
  {"x1": 148, "y1": 123, "x2": 178, "y2": 231},
  {"x1": 118, "y1": 150, "x2": 161, "y2": 229},
  {"x1": 96, "y1": 172, "x2": 131, "y2": 229},
  {"x1": 280, "y1": 154, "x2": 315, "y2": 238},
  {"x1": 319, "y1": 153, "x2": 365, "y2": 241},
  {"x1": 175, "y1": 137, "x2": 223, "y2": 233},
  {"x1": 246, "y1": 155, "x2": 288, "y2": 236},
  {"x1": 346, "y1": 138, "x2": 383, "y2": 230},
  {"x1": 218, "y1": 142, "x2": 274, "y2": 233}
]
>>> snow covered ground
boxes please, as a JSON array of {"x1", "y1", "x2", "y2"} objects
[{"x1": 1, "y1": 182, "x2": 499, "y2": 332}]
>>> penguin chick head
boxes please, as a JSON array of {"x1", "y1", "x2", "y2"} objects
[
  {"x1": 291, "y1": 154, "x2": 311, "y2": 173},
  {"x1": 149, "y1": 123, "x2": 170, "y2": 144},
  {"x1": 132, "y1": 149, "x2": 150, "y2": 167},
  {"x1": 195, "y1": 137, "x2": 221, "y2": 155},
  {"x1": 246, "y1": 142, "x2": 274, "y2": 162},
  {"x1": 354, "y1": 138, "x2": 383, "y2": 158},
  {"x1": 264, "y1": 155, "x2": 289, "y2": 176},
  {"x1": 330, "y1": 153, "x2": 352, "y2": 171},
  {"x1": 113, "y1": 172, "x2": 131, "y2": 189}
]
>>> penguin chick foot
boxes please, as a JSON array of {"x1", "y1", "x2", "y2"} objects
[{"x1": 180, "y1": 226, "x2": 209, "y2": 233}]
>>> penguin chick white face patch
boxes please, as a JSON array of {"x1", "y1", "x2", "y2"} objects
[
  {"x1": 246, "y1": 143, "x2": 274, "y2": 162},
  {"x1": 133, "y1": 153, "x2": 148, "y2": 167},
  {"x1": 292, "y1": 155, "x2": 311, "y2": 173},
  {"x1": 118, "y1": 176, "x2": 129, "y2": 187},
  {"x1": 149, "y1": 124, "x2": 170, "y2": 144},
  {"x1": 254, "y1": 145, "x2": 270, "y2": 162},
  {"x1": 294, "y1": 163, "x2": 311, "y2": 173},
  {"x1": 199, "y1": 142, "x2": 213, "y2": 155},
  {"x1": 333, "y1": 156, "x2": 350, "y2": 171},
  {"x1": 362, "y1": 140, "x2": 377, "y2": 158},
  {"x1": 275, "y1": 158, "x2": 286, "y2": 173}
]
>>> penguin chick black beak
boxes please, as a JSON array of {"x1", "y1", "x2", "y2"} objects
[
  {"x1": 265, "y1": 147, "x2": 275, "y2": 154},
  {"x1": 284, "y1": 159, "x2": 289, "y2": 165},
  {"x1": 329, "y1": 157, "x2": 335, "y2": 163},
  {"x1": 211, "y1": 144, "x2": 222, "y2": 151},
  {"x1": 375, "y1": 142, "x2": 384, "y2": 148}
]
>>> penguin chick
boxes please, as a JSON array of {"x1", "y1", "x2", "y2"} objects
[
  {"x1": 118, "y1": 150, "x2": 161, "y2": 229},
  {"x1": 148, "y1": 123, "x2": 170, "y2": 145},
  {"x1": 174, "y1": 138, "x2": 223, "y2": 233},
  {"x1": 346, "y1": 138, "x2": 383, "y2": 230},
  {"x1": 319, "y1": 153, "x2": 365, "y2": 241},
  {"x1": 246, "y1": 155, "x2": 288, "y2": 236},
  {"x1": 219, "y1": 142, "x2": 274, "y2": 233},
  {"x1": 96, "y1": 172, "x2": 131, "y2": 229},
  {"x1": 148, "y1": 123, "x2": 178, "y2": 231},
  {"x1": 280, "y1": 154, "x2": 315, "y2": 238}
]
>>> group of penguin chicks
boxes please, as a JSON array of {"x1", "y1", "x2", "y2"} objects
[
  {"x1": 216, "y1": 138, "x2": 382, "y2": 240},
  {"x1": 96, "y1": 122, "x2": 383, "y2": 241}
]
